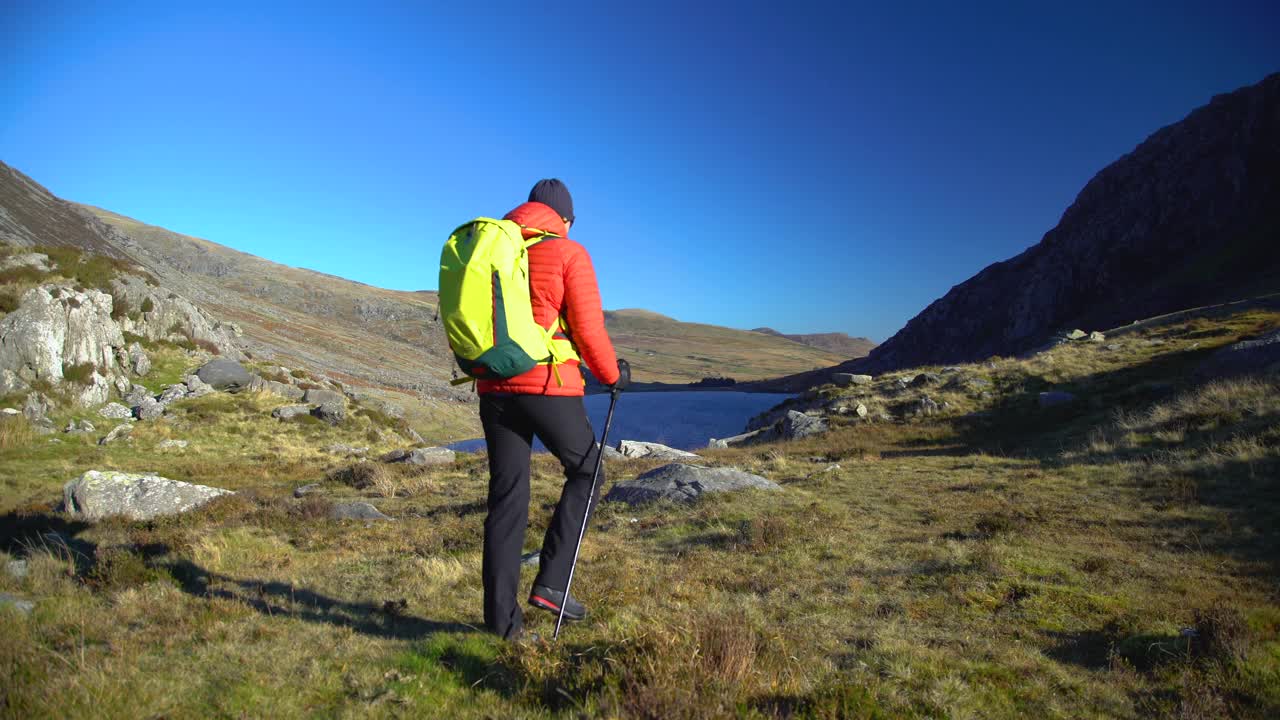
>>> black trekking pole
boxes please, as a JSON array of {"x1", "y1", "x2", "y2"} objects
[{"x1": 553, "y1": 386, "x2": 621, "y2": 640}]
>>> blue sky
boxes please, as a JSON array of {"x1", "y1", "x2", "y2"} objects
[{"x1": 2, "y1": 1, "x2": 1278, "y2": 341}]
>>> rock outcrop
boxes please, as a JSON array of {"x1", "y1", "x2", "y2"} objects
[
  {"x1": 854, "y1": 73, "x2": 1280, "y2": 373},
  {"x1": 604, "y1": 463, "x2": 781, "y2": 505},
  {"x1": 616, "y1": 440, "x2": 700, "y2": 460},
  {"x1": 0, "y1": 286, "x2": 126, "y2": 405},
  {"x1": 1197, "y1": 328, "x2": 1280, "y2": 379},
  {"x1": 62, "y1": 470, "x2": 233, "y2": 521}
]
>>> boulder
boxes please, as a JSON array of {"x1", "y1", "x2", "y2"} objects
[
  {"x1": 832, "y1": 373, "x2": 873, "y2": 387},
  {"x1": 62, "y1": 470, "x2": 233, "y2": 521},
  {"x1": 909, "y1": 373, "x2": 941, "y2": 388},
  {"x1": 133, "y1": 397, "x2": 164, "y2": 420},
  {"x1": 123, "y1": 384, "x2": 152, "y2": 407},
  {"x1": 157, "y1": 385, "x2": 188, "y2": 404},
  {"x1": 330, "y1": 502, "x2": 392, "y2": 521},
  {"x1": 708, "y1": 426, "x2": 776, "y2": 449},
  {"x1": 0, "y1": 368, "x2": 26, "y2": 395},
  {"x1": 157, "y1": 439, "x2": 189, "y2": 450},
  {"x1": 303, "y1": 388, "x2": 344, "y2": 406},
  {"x1": 108, "y1": 275, "x2": 242, "y2": 358},
  {"x1": 100, "y1": 401, "x2": 138, "y2": 421},
  {"x1": 1064, "y1": 329, "x2": 1087, "y2": 340},
  {"x1": 128, "y1": 342, "x2": 151, "y2": 376},
  {"x1": 0, "y1": 287, "x2": 127, "y2": 403},
  {"x1": 23, "y1": 392, "x2": 52, "y2": 423},
  {"x1": 617, "y1": 440, "x2": 700, "y2": 460},
  {"x1": 1196, "y1": 329, "x2": 1280, "y2": 379},
  {"x1": 382, "y1": 447, "x2": 455, "y2": 466},
  {"x1": 310, "y1": 401, "x2": 345, "y2": 425},
  {"x1": 262, "y1": 380, "x2": 304, "y2": 401},
  {"x1": 293, "y1": 483, "x2": 322, "y2": 498},
  {"x1": 406, "y1": 428, "x2": 426, "y2": 444},
  {"x1": 1038, "y1": 391, "x2": 1077, "y2": 408},
  {"x1": 604, "y1": 463, "x2": 781, "y2": 505},
  {"x1": 0, "y1": 593, "x2": 35, "y2": 616},
  {"x1": 195, "y1": 358, "x2": 252, "y2": 392},
  {"x1": 348, "y1": 391, "x2": 406, "y2": 419},
  {"x1": 64, "y1": 419, "x2": 95, "y2": 434},
  {"x1": 271, "y1": 404, "x2": 312, "y2": 420},
  {"x1": 183, "y1": 374, "x2": 214, "y2": 398},
  {"x1": 98, "y1": 423, "x2": 133, "y2": 445},
  {"x1": 781, "y1": 410, "x2": 827, "y2": 440},
  {"x1": 1088, "y1": 331, "x2": 1106, "y2": 343},
  {"x1": 854, "y1": 402, "x2": 869, "y2": 419}
]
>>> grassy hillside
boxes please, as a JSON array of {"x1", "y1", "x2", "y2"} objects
[
  {"x1": 605, "y1": 309, "x2": 846, "y2": 383},
  {"x1": 2, "y1": 306, "x2": 1277, "y2": 717},
  {"x1": 751, "y1": 328, "x2": 877, "y2": 359}
]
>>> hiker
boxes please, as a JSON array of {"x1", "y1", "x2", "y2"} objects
[{"x1": 475, "y1": 179, "x2": 629, "y2": 641}]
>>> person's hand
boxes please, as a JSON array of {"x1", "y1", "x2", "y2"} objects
[{"x1": 612, "y1": 359, "x2": 631, "y2": 392}]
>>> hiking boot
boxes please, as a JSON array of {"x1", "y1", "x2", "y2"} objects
[{"x1": 528, "y1": 584, "x2": 587, "y2": 622}]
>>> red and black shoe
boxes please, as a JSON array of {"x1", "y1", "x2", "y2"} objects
[{"x1": 528, "y1": 584, "x2": 587, "y2": 622}]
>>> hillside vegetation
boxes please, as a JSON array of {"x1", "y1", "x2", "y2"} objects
[{"x1": 2, "y1": 306, "x2": 1277, "y2": 718}]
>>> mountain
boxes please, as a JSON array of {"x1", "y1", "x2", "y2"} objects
[
  {"x1": 603, "y1": 309, "x2": 845, "y2": 383},
  {"x1": 751, "y1": 328, "x2": 876, "y2": 358},
  {"x1": 1, "y1": 163, "x2": 845, "y2": 423},
  {"x1": 857, "y1": 72, "x2": 1280, "y2": 373}
]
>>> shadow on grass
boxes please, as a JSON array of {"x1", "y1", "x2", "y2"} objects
[
  {"x1": 165, "y1": 558, "x2": 478, "y2": 640},
  {"x1": 0, "y1": 509, "x2": 477, "y2": 641}
]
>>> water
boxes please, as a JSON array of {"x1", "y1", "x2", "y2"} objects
[{"x1": 446, "y1": 391, "x2": 794, "y2": 453}]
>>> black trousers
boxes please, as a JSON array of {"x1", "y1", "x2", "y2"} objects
[{"x1": 479, "y1": 393, "x2": 604, "y2": 639}]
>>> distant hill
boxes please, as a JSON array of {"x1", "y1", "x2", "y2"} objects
[
  {"x1": 858, "y1": 72, "x2": 1280, "y2": 373},
  {"x1": 751, "y1": 328, "x2": 876, "y2": 358},
  {"x1": 603, "y1": 310, "x2": 845, "y2": 383}
]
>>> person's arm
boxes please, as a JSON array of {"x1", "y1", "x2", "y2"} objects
[{"x1": 562, "y1": 244, "x2": 620, "y2": 385}]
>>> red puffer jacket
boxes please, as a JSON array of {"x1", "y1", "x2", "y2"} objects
[{"x1": 477, "y1": 201, "x2": 620, "y2": 396}]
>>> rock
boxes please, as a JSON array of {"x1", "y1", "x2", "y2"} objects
[
  {"x1": 98, "y1": 423, "x2": 133, "y2": 445},
  {"x1": 781, "y1": 410, "x2": 827, "y2": 439},
  {"x1": 330, "y1": 502, "x2": 392, "y2": 521},
  {"x1": 5, "y1": 559, "x2": 28, "y2": 579},
  {"x1": 310, "y1": 401, "x2": 345, "y2": 425},
  {"x1": 64, "y1": 419, "x2": 95, "y2": 434},
  {"x1": 0, "y1": 592, "x2": 35, "y2": 615},
  {"x1": 1065, "y1": 329, "x2": 1087, "y2": 340},
  {"x1": 293, "y1": 483, "x2": 322, "y2": 498},
  {"x1": 406, "y1": 428, "x2": 425, "y2": 444},
  {"x1": 708, "y1": 426, "x2": 776, "y2": 449},
  {"x1": 122, "y1": 384, "x2": 152, "y2": 407},
  {"x1": 303, "y1": 388, "x2": 344, "y2": 406},
  {"x1": 914, "y1": 396, "x2": 940, "y2": 417},
  {"x1": 604, "y1": 463, "x2": 781, "y2": 505},
  {"x1": 1039, "y1": 391, "x2": 1077, "y2": 408},
  {"x1": 262, "y1": 380, "x2": 304, "y2": 401},
  {"x1": 0, "y1": 252, "x2": 51, "y2": 273},
  {"x1": 22, "y1": 392, "x2": 52, "y2": 423},
  {"x1": 617, "y1": 440, "x2": 700, "y2": 460},
  {"x1": 832, "y1": 373, "x2": 873, "y2": 387},
  {"x1": 272, "y1": 404, "x2": 312, "y2": 420},
  {"x1": 854, "y1": 403, "x2": 869, "y2": 419},
  {"x1": 183, "y1": 374, "x2": 214, "y2": 398},
  {"x1": 894, "y1": 377, "x2": 911, "y2": 391},
  {"x1": 909, "y1": 373, "x2": 941, "y2": 388},
  {"x1": 128, "y1": 342, "x2": 151, "y2": 376},
  {"x1": 1088, "y1": 331, "x2": 1106, "y2": 343},
  {"x1": 157, "y1": 384, "x2": 188, "y2": 404},
  {"x1": 62, "y1": 470, "x2": 233, "y2": 521},
  {"x1": 109, "y1": 275, "x2": 242, "y2": 358},
  {"x1": 1197, "y1": 328, "x2": 1280, "y2": 379},
  {"x1": 0, "y1": 287, "x2": 127, "y2": 406},
  {"x1": 157, "y1": 439, "x2": 189, "y2": 450},
  {"x1": 195, "y1": 358, "x2": 252, "y2": 392},
  {"x1": 133, "y1": 396, "x2": 165, "y2": 420},
  {"x1": 348, "y1": 391, "x2": 406, "y2": 419},
  {"x1": 0, "y1": 407, "x2": 18, "y2": 416},
  {"x1": 0, "y1": 368, "x2": 27, "y2": 395},
  {"x1": 941, "y1": 366, "x2": 963, "y2": 374},
  {"x1": 325, "y1": 443, "x2": 368, "y2": 457},
  {"x1": 602, "y1": 444, "x2": 626, "y2": 460},
  {"x1": 521, "y1": 550, "x2": 540, "y2": 567},
  {"x1": 383, "y1": 447, "x2": 454, "y2": 466},
  {"x1": 1104, "y1": 343, "x2": 1123, "y2": 352}
]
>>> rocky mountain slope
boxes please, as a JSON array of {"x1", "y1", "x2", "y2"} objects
[
  {"x1": 750, "y1": 327, "x2": 876, "y2": 358},
  {"x1": 857, "y1": 72, "x2": 1280, "y2": 373}
]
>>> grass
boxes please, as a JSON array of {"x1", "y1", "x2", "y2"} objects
[{"x1": 0, "y1": 309, "x2": 1278, "y2": 717}]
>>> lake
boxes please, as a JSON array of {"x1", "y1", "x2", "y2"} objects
[{"x1": 446, "y1": 391, "x2": 794, "y2": 453}]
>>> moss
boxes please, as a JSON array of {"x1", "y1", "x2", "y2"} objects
[{"x1": 140, "y1": 296, "x2": 155, "y2": 313}]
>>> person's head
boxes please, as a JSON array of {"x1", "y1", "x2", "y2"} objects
[{"x1": 529, "y1": 178, "x2": 574, "y2": 230}]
